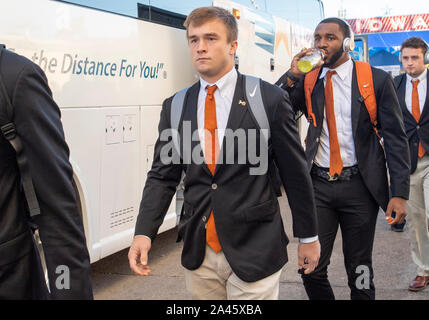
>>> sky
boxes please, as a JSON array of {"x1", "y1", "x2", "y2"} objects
[{"x1": 322, "y1": 0, "x2": 428, "y2": 19}]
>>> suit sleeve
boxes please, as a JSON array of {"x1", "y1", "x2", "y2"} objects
[
  {"x1": 134, "y1": 98, "x2": 183, "y2": 240},
  {"x1": 12, "y1": 62, "x2": 93, "y2": 299},
  {"x1": 269, "y1": 87, "x2": 318, "y2": 238},
  {"x1": 275, "y1": 72, "x2": 307, "y2": 116},
  {"x1": 376, "y1": 71, "x2": 411, "y2": 199}
]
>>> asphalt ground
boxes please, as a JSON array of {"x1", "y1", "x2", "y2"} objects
[{"x1": 91, "y1": 191, "x2": 429, "y2": 300}]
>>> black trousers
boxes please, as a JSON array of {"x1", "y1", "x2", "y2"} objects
[{"x1": 302, "y1": 171, "x2": 379, "y2": 300}]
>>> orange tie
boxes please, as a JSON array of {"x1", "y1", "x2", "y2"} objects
[
  {"x1": 204, "y1": 85, "x2": 221, "y2": 253},
  {"x1": 411, "y1": 79, "x2": 426, "y2": 158},
  {"x1": 325, "y1": 70, "x2": 343, "y2": 176}
]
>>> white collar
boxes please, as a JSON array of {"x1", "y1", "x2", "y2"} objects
[
  {"x1": 406, "y1": 68, "x2": 427, "y2": 83},
  {"x1": 199, "y1": 67, "x2": 237, "y2": 97},
  {"x1": 320, "y1": 57, "x2": 353, "y2": 81}
]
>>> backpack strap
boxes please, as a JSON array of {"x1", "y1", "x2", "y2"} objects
[
  {"x1": 244, "y1": 75, "x2": 270, "y2": 143},
  {"x1": 355, "y1": 61, "x2": 377, "y2": 128},
  {"x1": 354, "y1": 61, "x2": 379, "y2": 138},
  {"x1": 0, "y1": 46, "x2": 41, "y2": 217},
  {"x1": 244, "y1": 75, "x2": 281, "y2": 195},
  {"x1": 303, "y1": 67, "x2": 321, "y2": 127}
]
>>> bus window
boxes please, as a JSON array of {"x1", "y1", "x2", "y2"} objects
[{"x1": 54, "y1": 0, "x2": 324, "y2": 29}]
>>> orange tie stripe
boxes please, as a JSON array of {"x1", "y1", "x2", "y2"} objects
[
  {"x1": 411, "y1": 80, "x2": 426, "y2": 158},
  {"x1": 325, "y1": 70, "x2": 343, "y2": 176},
  {"x1": 204, "y1": 85, "x2": 221, "y2": 253}
]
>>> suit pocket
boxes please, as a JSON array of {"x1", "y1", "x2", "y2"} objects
[{"x1": 240, "y1": 199, "x2": 279, "y2": 223}]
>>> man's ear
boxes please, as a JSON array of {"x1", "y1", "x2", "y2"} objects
[{"x1": 230, "y1": 40, "x2": 238, "y2": 55}]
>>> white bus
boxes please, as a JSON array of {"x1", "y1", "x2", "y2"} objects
[
  {"x1": 0, "y1": 0, "x2": 322, "y2": 263},
  {"x1": 1, "y1": 0, "x2": 196, "y2": 262}
]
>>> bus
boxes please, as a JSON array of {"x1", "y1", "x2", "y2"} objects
[
  {"x1": 0, "y1": 0, "x2": 323, "y2": 262},
  {"x1": 347, "y1": 14, "x2": 429, "y2": 77}
]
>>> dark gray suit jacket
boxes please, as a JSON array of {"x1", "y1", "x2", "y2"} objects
[
  {"x1": 394, "y1": 71, "x2": 429, "y2": 174},
  {"x1": 135, "y1": 72, "x2": 318, "y2": 282}
]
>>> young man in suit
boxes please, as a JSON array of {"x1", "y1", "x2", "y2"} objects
[
  {"x1": 128, "y1": 6, "x2": 320, "y2": 300},
  {"x1": 0, "y1": 47, "x2": 93, "y2": 299},
  {"x1": 394, "y1": 37, "x2": 429, "y2": 291},
  {"x1": 277, "y1": 18, "x2": 410, "y2": 300}
]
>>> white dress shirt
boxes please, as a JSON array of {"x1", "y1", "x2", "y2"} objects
[
  {"x1": 197, "y1": 67, "x2": 237, "y2": 151},
  {"x1": 405, "y1": 68, "x2": 427, "y2": 115},
  {"x1": 314, "y1": 57, "x2": 358, "y2": 168}
]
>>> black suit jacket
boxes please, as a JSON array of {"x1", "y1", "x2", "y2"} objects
[
  {"x1": 278, "y1": 62, "x2": 410, "y2": 211},
  {"x1": 394, "y1": 71, "x2": 429, "y2": 174},
  {"x1": 135, "y1": 72, "x2": 318, "y2": 282},
  {"x1": 0, "y1": 49, "x2": 93, "y2": 299}
]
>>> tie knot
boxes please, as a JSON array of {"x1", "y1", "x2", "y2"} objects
[
  {"x1": 326, "y1": 70, "x2": 337, "y2": 79},
  {"x1": 206, "y1": 84, "x2": 218, "y2": 96},
  {"x1": 412, "y1": 79, "x2": 420, "y2": 88}
]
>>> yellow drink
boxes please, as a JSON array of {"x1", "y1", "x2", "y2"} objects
[
  {"x1": 298, "y1": 59, "x2": 313, "y2": 73},
  {"x1": 297, "y1": 49, "x2": 325, "y2": 73}
]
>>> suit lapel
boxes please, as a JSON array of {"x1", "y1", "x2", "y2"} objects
[
  {"x1": 183, "y1": 82, "x2": 200, "y2": 149},
  {"x1": 312, "y1": 78, "x2": 325, "y2": 125},
  {"x1": 397, "y1": 74, "x2": 408, "y2": 113},
  {"x1": 419, "y1": 71, "x2": 429, "y2": 121},
  {"x1": 397, "y1": 73, "x2": 416, "y2": 123},
  {"x1": 224, "y1": 73, "x2": 247, "y2": 135},
  {"x1": 351, "y1": 62, "x2": 361, "y2": 138}
]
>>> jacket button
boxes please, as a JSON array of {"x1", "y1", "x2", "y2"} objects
[
  {"x1": 211, "y1": 183, "x2": 217, "y2": 190},
  {"x1": 417, "y1": 125, "x2": 420, "y2": 129},
  {"x1": 202, "y1": 216, "x2": 207, "y2": 222},
  {"x1": 316, "y1": 137, "x2": 320, "y2": 143}
]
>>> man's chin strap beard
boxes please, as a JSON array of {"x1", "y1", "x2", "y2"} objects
[{"x1": 324, "y1": 46, "x2": 345, "y2": 68}]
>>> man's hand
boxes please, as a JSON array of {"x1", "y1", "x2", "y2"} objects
[
  {"x1": 385, "y1": 197, "x2": 407, "y2": 225},
  {"x1": 289, "y1": 48, "x2": 324, "y2": 79},
  {"x1": 128, "y1": 235, "x2": 152, "y2": 276},
  {"x1": 298, "y1": 240, "x2": 321, "y2": 275}
]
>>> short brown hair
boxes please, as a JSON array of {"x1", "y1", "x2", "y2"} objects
[
  {"x1": 184, "y1": 6, "x2": 238, "y2": 43},
  {"x1": 401, "y1": 37, "x2": 428, "y2": 54}
]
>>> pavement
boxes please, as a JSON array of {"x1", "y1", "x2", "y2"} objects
[{"x1": 91, "y1": 192, "x2": 429, "y2": 300}]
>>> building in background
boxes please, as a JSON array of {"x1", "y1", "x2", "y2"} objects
[{"x1": 347, "y1": 14, "x2": 429, "y2": 76}]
